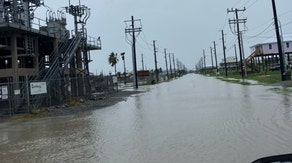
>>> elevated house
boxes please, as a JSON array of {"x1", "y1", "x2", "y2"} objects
[
  {"x1": 0, "y1": 0, "x2": 101, "y2": 115},
  {"x1": 246, "y1": 34, "x2": 292, "y2": 71}
]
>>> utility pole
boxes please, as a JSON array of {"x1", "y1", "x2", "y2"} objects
[
  {"x1": 125, "y1": 16, "x2": 142, "y2": 89},
  {"x1": 210, "y1": 46, "x2": 214, "y2": 69},
  {"x1": 234, "y1": 44, "x2": 239, "y2": 72},
  {"x1": 240, "y1": 32, "x2": 247, "y2": 77},
  {"x1": 203, "y1": 49, "x2": 206, "y2": 74},
  {"x1": 169, "y1": 53, "x2": 173, "y2": 78},
  {"x1": 221, "y1": 30, "x2": 228, "y2": 77},
  {"x1": 228, "y1": 8, "x2": 247, "y2": 79},
  {"x1": 172, "y1": 53, "x2": 176, "y2": 77},
  {"x1": 210, "y1": 47, "x2": 213, "y2": 70},
  {"x1": 213, "y1": 41, "x2": 218, "y2": 74},
  {"x1": 141, "y1": 53, "x2": 144, "y2": 70},
  {"x1": 153, "y1": 40, "x2": 159, "y2": 82},
  {"x1": 164, "y1": 49, "x2": 169, "y2": 80},
  {"x1": 271, "y1": 0, "x2": 287, "y2": 81}
]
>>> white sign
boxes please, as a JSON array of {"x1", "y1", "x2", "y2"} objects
[
  {"x1": 113, "y1": 76, "x2": 118, "y2": 84},
  {"x1": 1, "y1": 85, "x2": 8, "y2": 100},
  {"x1": 2, "y1": 86, "x2": 8, "y2": 95},
  {"x1": 14, "y1": 89, "x2": 20, "y2": 95},
  {"x1": 30, "y1": 82, "x2": 47, "y2": 95}
]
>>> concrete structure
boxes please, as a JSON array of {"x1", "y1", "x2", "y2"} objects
[{"x1": 0, "y1": 0, "x2": 101, "y2": 115}]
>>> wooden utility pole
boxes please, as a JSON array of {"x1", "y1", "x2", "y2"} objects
[
  {"x1": 164, "y1": 49, "x2": 169, "y2": 80},
  {"x1": 228, "y1": 8, "x2": 247, "y2": 79},
  {"x1": 272, "y1": 0, "x2": 287, "y2": 81},
  {"x1": 172, "y1": 53, "x2": 176, "y2": 77},
  {"x1": 153, "y1": 40, "x2": 159, "y2": 82},
  {"x1": 240, "y1": 32, "x2": 247, "y2": 77},
  {"x1": 210, "y1": 47, "x2": 213, "y2": 69},
  {"x1": 125, "y1": 16, "x2": 142, "y2": 89},
  {"x1": 213, "y1": 41, "x2": 218, "y2": 74},
  {"x1": 203, "y1": 49, "x2": 206, "y2": 74},
  {"x1": 169, "y1": 53, "x2": 173, "y2": 78},
  {"x1": 221, "y1": 30, "x2": 228, "y2": 77},
  {"x1": 234, "y1": 44, "x2": 239, "y2": 72}
]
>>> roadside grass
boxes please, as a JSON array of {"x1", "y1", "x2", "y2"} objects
[
  {"x1": 202, "y1": 70, "x2": 291, "y2": 85},
  {"x1": 224, "y1": 71, "x2": 281, "y2": 84}
]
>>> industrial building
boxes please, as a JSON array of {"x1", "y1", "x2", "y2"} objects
[{"x1": 0, "y1": 0, "x2": 101, "y2": 115}]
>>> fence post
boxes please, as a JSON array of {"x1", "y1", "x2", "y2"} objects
[
  {"x1": 26, "y1": 75, "x2": 30, "y2": 113},
  {"x1": 8, "y1": 78, "x2": 11, "y2": 116}
]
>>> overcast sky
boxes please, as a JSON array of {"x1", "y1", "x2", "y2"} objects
[{"x1": 36, "y1": 0, "x2": 292, "y2": 74}]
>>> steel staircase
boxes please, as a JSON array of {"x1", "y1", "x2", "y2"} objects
[
  {"x1": 245, "y1": 47, "x2": 262, "y2": 72},
  {"x1": 30, "y1": 32, "x2": 83, "y2": 110},
  {"x1": 14, "y1": 32, "x2": 83, "y2": 113}
]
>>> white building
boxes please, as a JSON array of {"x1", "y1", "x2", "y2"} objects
[
  {"x1": 219, "y1": 57, "x2": 238, "y2": 70},
  {"x1": 247, "y1": 34, "x2": 292, "y2": 66},
  {"x1": 250, "y1": 34, "x2": 292, "y2": 55}
]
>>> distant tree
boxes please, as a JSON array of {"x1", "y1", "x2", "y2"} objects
[{"x1": 108, "y1": 52, "x2": 119, "y2": 75}]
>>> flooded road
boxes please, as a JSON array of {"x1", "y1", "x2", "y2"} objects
[{"x1": 1, "y1": 74, "x2": 292, "y2": 163}]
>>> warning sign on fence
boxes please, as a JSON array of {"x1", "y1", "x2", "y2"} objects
[
  {"x1": 0, "y1": 85, "x2": 8, "y2": 100},
  {"x1": 30, "y1": 82, "x2": 47, "y2": 95}
]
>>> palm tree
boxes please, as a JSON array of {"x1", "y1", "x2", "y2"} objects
[{"x1": 108, "y1": 52, "x2": 119, "y2": 75}]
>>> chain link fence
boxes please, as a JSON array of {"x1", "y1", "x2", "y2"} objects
[{"x1": 0, "y1": 75, "x2": 115, "y2": 117}]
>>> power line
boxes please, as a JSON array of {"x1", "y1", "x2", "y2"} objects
[
  {"x1": 232, "y1": 0, "x2": 242, "y2": 8},
  {"x1": 245, "y1": 22, "x2": 274, "y2": 39},
  {"x1": 245, "y1": 0, "x2": 259, "y2": 9},
  {"x1": 140, "y1": 31, "x2": 153, "y2": 51},
  {"x1": 239, "y1": 0, "x2": 253, "y2": 9},
  {"x1": 279, "y1": 9, "x2": 292, "y2": 17},
  {"x1": 222, "y1": 13, "x2": 229, "y2": 30}
]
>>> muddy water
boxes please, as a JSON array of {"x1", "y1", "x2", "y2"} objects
[{"x1": 1, "y1": 74, "x2": 292, "y2": 163}]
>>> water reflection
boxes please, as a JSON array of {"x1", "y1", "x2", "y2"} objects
[{"x1": 1, "y1": 74, "x2": 292, "y2": 163}]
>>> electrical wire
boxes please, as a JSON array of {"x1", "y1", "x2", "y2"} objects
[
  {"x1": 232, "y1": 0, "x2": 242, "y2": 8},
  {"x1": 245, "y1": 22, "x2": 274, "y2": 40},
  {"x1": 140, "y1": 31, "x2": 153, "y2": 51},
  {"x1": 279, "y1": 9, "x2": 292, "y2": 17},
  {"x1": 239, "y1": 0, "x2": 253, "y2": 9}
]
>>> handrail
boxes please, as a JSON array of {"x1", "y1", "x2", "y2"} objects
[{"x1": 30, "y1": 32, "x2": 83, "y2": 109}]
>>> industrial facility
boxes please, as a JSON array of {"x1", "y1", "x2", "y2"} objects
[{"x1": 0, "y1": 0, "x2": 101, "y2": 115}]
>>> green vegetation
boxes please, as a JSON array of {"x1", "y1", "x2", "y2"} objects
[
  {"x1": 202, "y1": 69, "x2": 292, "y2": 86},
  {"x1": 223, "y1": 71, "x2": 281, "y2": 84},
  {"x1": 108, "y1": 52, "x2": 119, "y2": 75}
]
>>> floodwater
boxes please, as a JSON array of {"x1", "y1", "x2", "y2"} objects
[{"x1": 1, "y1": 74, "x2": 292, "y2": 163}]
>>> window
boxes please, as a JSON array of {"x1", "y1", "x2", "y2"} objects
[
  {"x1": 286, "y1": 42, "x2": 290, "y2": 48},
  {"x1": 269, "y1": 44, "x2": 272, "y2": 49}
]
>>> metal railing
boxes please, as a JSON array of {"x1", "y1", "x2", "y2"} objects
[{"x1": 29, "y1": 33, "x2": 83, "y2": 109}]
